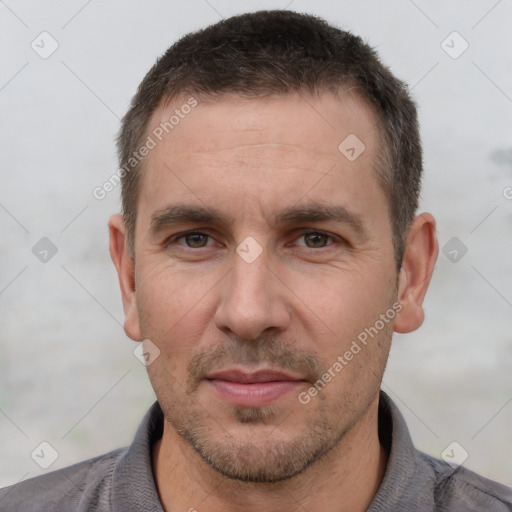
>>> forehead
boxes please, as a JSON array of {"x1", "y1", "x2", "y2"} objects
[
  {"x1": 149, "y1": 90, "x2": 379, "y2": 157},
  {"x1": 137, "y1": 91, "x2": 385, "y2": 226}
]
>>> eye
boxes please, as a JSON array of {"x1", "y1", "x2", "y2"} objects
[
  {"x1": 168, "y1": 230, "x2": 340, "y2": 251},
  {"x1": 174, "y1": 232, "x2": 213, "y2": 248},
  {"x1": 294, "y1": 231, "x2": 336, "y2": 248}
]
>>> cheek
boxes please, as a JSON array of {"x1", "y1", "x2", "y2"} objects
[
  {"x1": 138, "y1": 259, "x2": 211, "y2": 313},
  {"x1": 290, "y1": 266, "x2": 396, "y2": 396},
  {"x1": 135, "y1": 262, "x2": 215, "y2": 361},
  {"x1": 292, "y1": 265, "x2": 392, "y2": 344}
]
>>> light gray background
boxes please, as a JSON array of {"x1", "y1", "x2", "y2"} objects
[{"x1": 1, "y1": 0, "x2": 511, "y2": 489}]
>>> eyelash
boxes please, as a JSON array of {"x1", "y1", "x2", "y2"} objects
[{"x1": 167, "y1": 230, "x2": 342, "y2": 249}]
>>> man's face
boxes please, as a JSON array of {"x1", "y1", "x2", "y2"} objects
[{"x1": 129, "y1": 91, "x2": 398, "y2": 482}]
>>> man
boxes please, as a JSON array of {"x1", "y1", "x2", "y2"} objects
[{"x1": 1, "y1": 9, "x2": 510, "y2": 512}]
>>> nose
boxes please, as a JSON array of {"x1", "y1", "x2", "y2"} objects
[{"x1": 214, "y1": 249, "x2": 291, "y2": 340}]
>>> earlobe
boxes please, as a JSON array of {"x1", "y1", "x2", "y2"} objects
[
  {"x1": 108, "y1": 214, "x2": 142, "y2": 341},
  {"x1": 394, "y1": 213, "x2": 438, "y2": 334}
]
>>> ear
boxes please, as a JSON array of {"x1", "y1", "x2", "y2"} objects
[
  {"x1": 394, "y1": 212, "x2": 438, "y2": 334},
  {"x1": 108, "y1": 214, "x2": 142, "y2": 341}
]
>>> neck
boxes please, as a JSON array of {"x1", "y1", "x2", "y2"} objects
[{"x1": 152, "y1": 396, "x2": 387, "y2": 512}]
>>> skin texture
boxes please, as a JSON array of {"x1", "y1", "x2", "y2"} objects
[{"x1": 109, "y1": 91, "x2": 438, "y2": 512}]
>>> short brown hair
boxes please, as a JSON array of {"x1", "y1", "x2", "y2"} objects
[{"x1": 117, "y1": 10, "x2": 422, "y2": 268}]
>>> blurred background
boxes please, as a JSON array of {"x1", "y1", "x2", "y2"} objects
[{"x1": 1, "y1": 0, "x2": 511, "y2": 488}]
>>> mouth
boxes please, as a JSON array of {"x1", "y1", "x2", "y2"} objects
[{"x1": 204, "y1": 368, "x2": 308, "y2": 407}]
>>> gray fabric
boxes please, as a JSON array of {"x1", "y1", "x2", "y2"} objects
[{"x1": 1, "y1": 391, "x2": 510, "y2": 511}]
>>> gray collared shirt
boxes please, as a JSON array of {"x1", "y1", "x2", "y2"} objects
[{"x1": 1, "y1": 391, "x2": 511, "y2": 511}]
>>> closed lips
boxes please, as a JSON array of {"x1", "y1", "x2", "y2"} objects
[{"x1": 205, "y1": 369, "x2": 305, "y2": 383}]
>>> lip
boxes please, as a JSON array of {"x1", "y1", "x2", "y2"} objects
[
  {"x1": 205, "y1": 368, "x2": 307, "y2": 407},
  {"x1": 206, "y1": 369, "x2": 303, "y2": 383}
]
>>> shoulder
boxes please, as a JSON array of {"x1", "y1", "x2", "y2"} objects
[
  {"x1": 0, "y1": 447, "x2": 126, "y2": 512},
  {"x1": 417, "y1": 451, "x2": 512, "y2": 511}
]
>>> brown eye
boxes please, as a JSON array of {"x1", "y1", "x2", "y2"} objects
[
  {"x1": 182, "y1": 232, "x2": 210, "y2": 248},
  {"x1": 298, "y1": 231, "x2": 334, "y2": 249},
  {"x1": 303, "y1": 232, "x2": 331, "y2": 248}
]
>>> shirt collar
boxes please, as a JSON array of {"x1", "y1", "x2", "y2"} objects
[
  {"x1": 111, "y1": 391, "x2": 416, "y2": 511},
  {"x1": 111, "y1": 400, "x2": 165, "y2": 511},
  {"x1": 368, "y1": 391, "x2": 419, "y2": 511}
]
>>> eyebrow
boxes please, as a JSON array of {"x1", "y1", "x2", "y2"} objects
[
  {"x1": 274, "y1": 202, "x2": 367, "y2": 238},
  {"x1": 150, "y1": 202, "x2": 367, "y2": 239}
]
